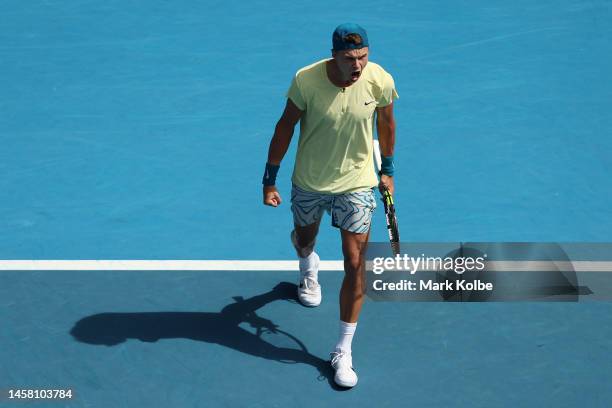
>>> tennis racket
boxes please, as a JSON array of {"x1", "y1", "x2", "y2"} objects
[{"x1": 373, "y1": 140, "x2": 400, "y2": 256}]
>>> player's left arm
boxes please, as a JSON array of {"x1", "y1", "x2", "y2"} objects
[{"x1": 376, "y1": 102, "x2": 396, "y2": 195}]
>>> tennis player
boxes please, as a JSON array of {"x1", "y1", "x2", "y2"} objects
[{"x1": 262, "y1": 23, "x2": 398, "y2": 388}]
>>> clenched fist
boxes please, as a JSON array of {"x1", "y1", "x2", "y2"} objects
[{"x1": 263, "y1": 185, "x2": 282, "y2": 207}]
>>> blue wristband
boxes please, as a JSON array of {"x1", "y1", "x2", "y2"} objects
[
  {"x1": 381, "y1": 155, "x2": 394, "y2": 176},
  {"x1": 262, "y1": 163, "x2": 280, "y2": 186}
]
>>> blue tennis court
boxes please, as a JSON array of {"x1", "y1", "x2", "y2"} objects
[{"x1": 2, "y1": 0, "x2": 612, "y2": 406}]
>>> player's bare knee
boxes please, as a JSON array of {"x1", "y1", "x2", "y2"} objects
[{"x1": 343, "y1": 253, "x2": 363, "y2": 272}]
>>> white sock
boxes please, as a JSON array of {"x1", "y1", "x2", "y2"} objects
[
  {"x1": 335, "y1": 321, "x2": 357, "y2": 353},
  {"x1": 299, "y1": 251, "x2": 318, "y2": 281}
]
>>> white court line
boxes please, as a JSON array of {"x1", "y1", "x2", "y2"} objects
[
  {"x1": 0, "y1": 260, "x2": 612, "y2": 272},
  {"x1": 484, "y1": 261, "x2": 612, "y2": 272},
  {"x1": 0, "y1": 260, "x2": 344, "y2": 271}
]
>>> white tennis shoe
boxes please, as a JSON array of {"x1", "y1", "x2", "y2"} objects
[
  {"x1": 330, "y1": 349, "x2": 358, "y2": 388},
  {"x1": 297, "y1": 252, "x2": 321, "y2": 307},
  {"x1": 297, "y1": 277, "x2": 321, "y2": 307}
]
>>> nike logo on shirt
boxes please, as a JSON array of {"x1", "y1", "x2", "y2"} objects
[{"x1": 364, "y1": 101, "x2": 376, "y2": 105}]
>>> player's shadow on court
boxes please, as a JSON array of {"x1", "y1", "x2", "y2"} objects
[{"x1": 70, "y1": 282, "x2": 344, "y2": 390}]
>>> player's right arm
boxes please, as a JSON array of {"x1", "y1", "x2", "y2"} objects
[{"x1": 263, "y1": 98, "x2": 303, "y2": 207}]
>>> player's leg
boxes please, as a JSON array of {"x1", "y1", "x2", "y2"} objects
[
  {"x1": 290, "y1": 185, "x2": 328, "y2": 307},
  {"x1": 329, "y1": 189, "x2": 376, "y2": 388},
  {"x1": 329, "y1": 228, "x2": 370, "y2": 388}
]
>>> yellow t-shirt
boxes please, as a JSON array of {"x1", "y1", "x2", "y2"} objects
[{"x1": 287, "y1": 59, "x2": 398, "y2": 194}]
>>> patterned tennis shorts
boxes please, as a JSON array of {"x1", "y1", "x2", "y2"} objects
[{"x1": 290, "y1": 184, "x2": 377, "y2": 234}]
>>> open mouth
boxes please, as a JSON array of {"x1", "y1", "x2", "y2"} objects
[{"x1": 351, "y1": 70, "x2": 361, "y2": 81}]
